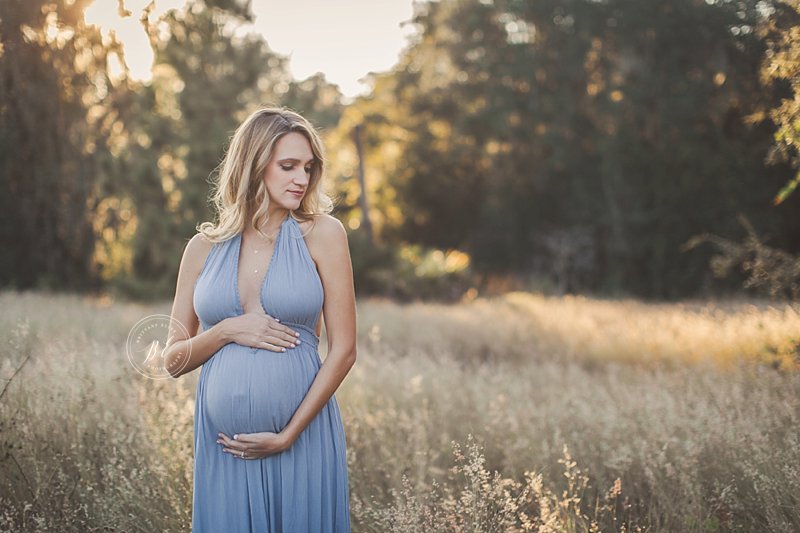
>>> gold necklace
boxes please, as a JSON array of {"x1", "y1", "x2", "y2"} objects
[{"x1": 246, "y1": 219, "x2": 284, "y2": 274}]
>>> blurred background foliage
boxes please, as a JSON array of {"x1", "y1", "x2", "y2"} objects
[{"x1": 2, "y1": 0, "x2": 800, "y2": 302}]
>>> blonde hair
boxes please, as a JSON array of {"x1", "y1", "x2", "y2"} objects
[{"x1": 196, "y1": 105, "x2": 334, "y2": 243}]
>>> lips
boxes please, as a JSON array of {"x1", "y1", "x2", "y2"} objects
[{"x1": 289, "y1": 190, "x2": 304, "y2": 195}]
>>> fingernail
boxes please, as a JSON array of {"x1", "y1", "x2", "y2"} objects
[{"x1": 233, "y1": 434, "x2": 238, "y2": 440}]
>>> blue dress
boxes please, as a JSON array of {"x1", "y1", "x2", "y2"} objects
[{"x1": 191, "y1": 214, "x2": 351, "y2": 532}]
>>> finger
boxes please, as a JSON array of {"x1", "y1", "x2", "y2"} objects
[
  {"x1": 268, "y1": 319, "x2": 298, "y2": 338},
  {"x1": 260, "y1": 322, "x2": 298, "y2": 344},
  {"x1": 259, "y1": 341, "x2": 287, "y2": 353},
  {"x1": 222, "y1": 446, "x2": 247, "y2": 456},
  {"x1": 266, "y1": 327, "x2": 301, "y2": 345},
  {"x1": 263, "y1": 335, "x2": 298, "y2": 349},
  {"x1": 282, "y1": 331, "x2": 302, "y2": 344},
  {"x1": 220, "y1": 437, "x2": 244, "y2": 451},
  {"x1": 217, "y1": 439, "x2": 237, "y2": 451},
  {"x1": 218, "y1": 433, "x2": 242, "y2": 449},
  {"x1": 220, "y1": 439, "x2": 249, "y2": 452}
]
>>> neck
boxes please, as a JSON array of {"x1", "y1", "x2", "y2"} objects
[{"x1": 249, "y1": 208, "x2": 290, "y2": 236}]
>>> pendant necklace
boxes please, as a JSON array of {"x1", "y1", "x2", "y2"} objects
[{"x1": 249, "y1": 227, "x2": 279, "y2": 274}]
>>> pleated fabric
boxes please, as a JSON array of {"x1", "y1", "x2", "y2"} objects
[{"x1": 191, "y1": 214, "x2": 350, "y2": 532}]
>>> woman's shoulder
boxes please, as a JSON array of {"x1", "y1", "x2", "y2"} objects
[
  {"x1": 182, "y1": 232, "x2": 217, "y2": 276},
  {"x1": 298, "y1": 213, "x2": 344, "y2": 234},
  {"x1": 298, "y1": 214, "x2": 348, "y2": 265},
  {"x1": 187, "y1": 232, "x2": 216, "y2": 256},
  {"x1": 298, "y1": 213, "x2": 345, "y2": 239}
]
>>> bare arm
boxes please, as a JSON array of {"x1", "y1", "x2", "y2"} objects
[
  {"x1": 163, "y1": 234, "x2": 231, "y2": 378},
  {"x1": 280, "y1": 215, "x2": 357, "y2": 444}
]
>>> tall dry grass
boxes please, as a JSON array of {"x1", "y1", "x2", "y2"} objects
[{"x1": 0, "y1": 289, "x2": 798, "y2": 531}]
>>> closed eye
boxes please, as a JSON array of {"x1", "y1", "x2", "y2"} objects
[{"x1": 280, "y1": 165, "x2": 313, "y2": 173}]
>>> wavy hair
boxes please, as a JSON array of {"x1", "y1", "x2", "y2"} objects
[{"x1": 196, "y1": 106, "x2": 334, "y2": 243}]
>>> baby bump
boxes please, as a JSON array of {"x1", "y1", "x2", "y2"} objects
[{"x1": 202, "y1": 342, "x2": 321, "y2": 436}]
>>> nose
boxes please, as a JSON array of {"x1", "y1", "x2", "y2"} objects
[{"x1": 293, "y1": 170, "x2": 309, "y2": 187}]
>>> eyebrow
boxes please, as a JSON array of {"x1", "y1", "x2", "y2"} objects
[{"x1": 278, "y1": 157, "x2": 315, "y2": 164}]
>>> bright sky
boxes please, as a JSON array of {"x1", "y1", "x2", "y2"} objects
[{"x1": 84, "y1": 0, "x2": 417, "y2": 100}]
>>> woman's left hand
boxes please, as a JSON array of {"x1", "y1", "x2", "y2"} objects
[{"x1": 217, "y1": 431, "x2": 293, "y2": 459}]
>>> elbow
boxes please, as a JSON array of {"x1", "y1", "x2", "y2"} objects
[
  {"x1": 166, "y1": 357, "x2": 183, "y2": 379},
  {"x1": 168, "y1": 363, "x2": 184, "y2": 379},
  {"x1": 341, "y1": 346, "x2": 357, "y2": 369},
  {"x1": 168, "y1": 358, "x2": 192, "y2": 379},
  {"x1": 327, "y1": 341, "x2": 356, "y2": 369}
]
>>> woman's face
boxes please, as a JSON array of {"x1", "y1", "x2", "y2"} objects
[{"x1": 262, "y1": 131, "x2": 314, "y2": 213}]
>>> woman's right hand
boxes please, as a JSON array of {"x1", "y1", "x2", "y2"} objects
[{"x1": 222, "y1": 312, "x2": 301, "y2": 352}]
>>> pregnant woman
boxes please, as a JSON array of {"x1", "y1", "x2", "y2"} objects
[{"x1": 163, "y1": 107, "x2": 356, "y2": 532}]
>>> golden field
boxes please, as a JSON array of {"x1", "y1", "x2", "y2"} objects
[{"x1": 0, "y1": 290, "x2": 798, "y2": 531}]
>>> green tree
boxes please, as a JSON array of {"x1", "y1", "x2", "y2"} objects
[
  {"x1": 376, "y1": 0, "x2": 796, "y2": 298},
  {"x1": 104, "y1": 0, "x2": 342, "y2": 298},
  {"x1": 0, "y1": 0, "x2": 124, "y2": 290},
  {"x1": 759, "y1": 0, "x2": 800, "y2": 204}
]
